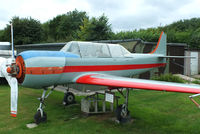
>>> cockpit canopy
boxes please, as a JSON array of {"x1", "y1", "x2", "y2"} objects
[{"x1": 61, "y1": 41, "x2": 130, "y2": 58}]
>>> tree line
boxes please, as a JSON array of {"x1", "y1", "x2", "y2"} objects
[
  {"x1": 113, "y1": 18, "x2": 200, "y2": 49},
  {"x1": 0, "y1": 10, "x2": 112, "y2": 45},
  {"x1": 0, "y1": 9, "x2": 199, "y2": 49}
]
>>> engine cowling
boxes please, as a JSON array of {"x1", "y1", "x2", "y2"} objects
[{"x1": 9, "y1": 51, "x2": 79, "y2": 88}]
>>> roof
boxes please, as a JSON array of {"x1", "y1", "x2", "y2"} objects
[
  {"x1": 0, "y1": 42, "x2": 10, "y2": 45},
  {"x1": 14, "y1": 39, "x2": 187, "y2": 51},
  {"x1": 15, "y1": 42, "x2": 66, "y2": 48},
  {"x1": 0, "y1": 42, "x2": 11, "y2": 50},
  {"x1": 143, "y1": 41, "x2": 187, "y2": 47}
]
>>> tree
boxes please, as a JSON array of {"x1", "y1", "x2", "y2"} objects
[
  {"x1": 2, "y1": 16, "x2": 43, "y2": 45},
  {"x1": 0, "y1": 30, "x2": 4, "y2": 41},
  {"x1": 42, "y1": 21, "x2": 51, "y2": 42},
  {"x1": 48, "y1": 9, "x2": 88, "y2": 42},
  {"x1": 78, "y1": 14, "x2": 112, "y2": 41},
  {"x1": 190, "y1": 28, "x2": 200, "y2": 49}
]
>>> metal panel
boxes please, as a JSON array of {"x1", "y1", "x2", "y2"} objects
[
  {"x1": 184, "y1": 51, "x2": 191, "y2": 76},
  {"x1": 169, "y1": 46, "x2": 184, "y2": 74},
  {"x1": 199, "y1": 52, "x2": 200, "y2": 73},
  {"x1": 190, "y1": 52, "x2": 198, "y2": 75}
]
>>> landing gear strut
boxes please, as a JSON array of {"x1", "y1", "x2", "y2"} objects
[
  {"x1": 115, "y1": 88, "x2": 131, "y2": 123},
  {"x1": 63, "y1": 87, "x2": 75, "y2": 106},
  {"x1": 34, "y1": 86, "x2": 55, "y2": 124}
]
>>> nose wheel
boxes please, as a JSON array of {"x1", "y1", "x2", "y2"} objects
[
  {"x1": 34, "y1": 87, "x2": 55, "y2": 124},
  {"x1": 34, "y1": 110, "x2": 47, "y2": 124}
]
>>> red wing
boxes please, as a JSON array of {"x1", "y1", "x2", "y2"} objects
[{"x1": 75, "y1": 74, "x2": 200, "y2": 94}]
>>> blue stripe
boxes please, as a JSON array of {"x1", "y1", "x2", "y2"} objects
[{"x1": 19, "y1": 51, "x2": 80, "y2": 60}]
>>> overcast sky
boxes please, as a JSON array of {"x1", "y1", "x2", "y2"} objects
[{"x1": 0, "y1": 0, "x2": 200, "y2": 32}]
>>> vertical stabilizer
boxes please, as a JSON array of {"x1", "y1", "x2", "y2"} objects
[{"x1": 149, "y1": 32, "x2": 166, "y2": 56}]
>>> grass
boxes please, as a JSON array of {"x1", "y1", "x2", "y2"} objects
[
  {"x1": 151, "y1": 73, "x2": 187, "y2": 83},
  {"x1": 151, "y1": 73, "x2": 200, "y2": 85},
  {"x1": 1, "y1": 85, "x2": 200, "y2": 134},
  {"x1": 192, "y1": 80, "x2": 200, "y2": 85}
]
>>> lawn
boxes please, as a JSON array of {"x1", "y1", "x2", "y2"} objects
[{"x1": 0, "y1": 85, "x2": 200, "y2": 134}]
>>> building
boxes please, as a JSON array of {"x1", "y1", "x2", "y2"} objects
[
  {"x1": 184, "y1": 50, "x2": 200, "y2": 76},
  {"x1": 0, "y1": 42, "x2": 12, "y2": 58}
]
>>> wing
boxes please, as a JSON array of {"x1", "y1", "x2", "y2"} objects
[{"x1": 75, "y1": 73, "x2": 200, "y2": 94}]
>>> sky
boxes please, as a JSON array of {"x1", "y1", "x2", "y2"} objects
[{"x1": 0, "y1": 0, "x2": 200, "y2": 32}]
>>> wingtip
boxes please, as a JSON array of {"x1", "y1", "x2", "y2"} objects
[
  {"x1": 11, "y1": 113, "x2": 17, "y2": 117},
  {"x1": 11, "y1": 111, "x2": 17, "y2": 117}
]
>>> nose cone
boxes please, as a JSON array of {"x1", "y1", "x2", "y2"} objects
[
  {"x1": 7, "y1": 67, "x2": 12, "y2": 74},
  {"x1": 7, "y1": 56, "x2": 26, "y2": 84},
  {"x1": 15, "y1": 56, "x2": 26, "y2": 84}
]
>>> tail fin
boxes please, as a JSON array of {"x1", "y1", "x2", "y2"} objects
[{"x1": 149, "y1": 31, "x2": 166, "y2": 56}]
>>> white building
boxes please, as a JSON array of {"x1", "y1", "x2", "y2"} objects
[
  {"x1": 0, "y1": 42, "x2": 16, "y2": 58},
  {"x1": 184, "y1": 50, "x2": 200, "y2": 76}
]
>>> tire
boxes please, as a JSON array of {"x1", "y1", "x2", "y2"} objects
[
  {"x1": 34, "y1": 110, "x2": 47, "y2": 124},
  {"x1": 63, "y1": 92, "x2": 75, "y2": 105},
  {"x1": 115, "y1": 104, "x2": 129, "y2": 122}
]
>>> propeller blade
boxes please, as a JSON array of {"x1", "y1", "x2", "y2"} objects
[
  {"x1": 11, "y1": 23, "x2": 15, "y2": 59},
  {"x1": 1, "y1": 58, "x2": 18, "y2": 117},
  {"x1": 0, "y1": 23, "x2": 18, "y2": 117}
]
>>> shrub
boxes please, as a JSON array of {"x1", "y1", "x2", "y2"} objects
[{"x1": 151, "y1": 73, "x2": 186, "y2": 83}]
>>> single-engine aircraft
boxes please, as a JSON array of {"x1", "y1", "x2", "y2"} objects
[{"x1": 1, "y1": 30, "x2": 200, "y2": 124}]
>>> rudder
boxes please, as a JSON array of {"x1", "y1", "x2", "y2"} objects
[{"x1": 149, "y1": 31, "x2": 166, "y2": 56}]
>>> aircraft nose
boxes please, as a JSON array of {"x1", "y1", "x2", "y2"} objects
[
  {"x1": 7, "y1": 67, "x2": 12, "y2": 74},
  {"x1": 6, "y1": 56, "x2": 25, "y2": 84},
  {"x1": 15, "y1": 56, "x2": 26, "y2": 84}
]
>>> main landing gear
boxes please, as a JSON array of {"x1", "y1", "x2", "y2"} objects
[
  {"x1": 63, "y1": 88, "x2": 76, "y2": 106},
  {"x1": 115, "y1": 88, "x2": 131, "y2": 123},
  {"x1": 34, "y1": 87, "x2": 55, "y2": 124}
]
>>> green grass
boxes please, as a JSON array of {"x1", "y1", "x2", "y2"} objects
[
  {"x1": 151, "y1": 73, "x2": 187, "y2": 83},
  {"x1": 192, "y1": 80, "x2": 200, "y2": 85},
  {"x1": 1, "y1": 85, "x2": 200, "y2": 134}
]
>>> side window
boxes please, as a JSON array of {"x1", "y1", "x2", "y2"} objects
[
  {"x1": 80, "y1": 44, "x2": 96, "y2": 58},
  {"x1": 109, "y1": 45, "x2": 124, "y2": 57},
  {"x1": 79, "y1": 43, "x2": 111, "y2": 58},
  {"x1": 96, "y1": 45, "x2": 111, "y2": 58}
]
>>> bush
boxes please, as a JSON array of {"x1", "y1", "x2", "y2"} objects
[
  {"x1": 151, "y1": 73, "x2": 186, "y2": 83},
  {"x1": 192, "y1": 80, "x2": 200, "y2": 85},
  {"x1": 0, "y1": 78, "x2": 8, "y2": 85}
]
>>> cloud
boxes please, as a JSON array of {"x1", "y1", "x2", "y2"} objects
[
  {"x1": 0, "y1": 0, "x2": 200, "y2": 31},
  {"x1": 0, "y1": 0, "x2": 90, "y2": 29},
  {"x1": 110, "y1": 0, "x2": 200, "y2": 31}
]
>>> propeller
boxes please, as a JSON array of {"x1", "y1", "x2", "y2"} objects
[{"x1": 0, "y1": 23, "x2": 18, "y2": 117}]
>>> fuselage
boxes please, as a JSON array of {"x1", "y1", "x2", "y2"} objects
[{"x1": 16, "y1": 50, "x2": 166, "y2": 88}]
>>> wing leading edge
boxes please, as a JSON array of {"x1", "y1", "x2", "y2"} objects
[{"x1": 75, "y1": 74, "x2": 200, "y2": 94}]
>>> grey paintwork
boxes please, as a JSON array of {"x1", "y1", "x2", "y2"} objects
[{"x1": 21, "y1": 48, "x2": 165, "y2": 88}]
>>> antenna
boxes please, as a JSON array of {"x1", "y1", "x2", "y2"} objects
[{"x1": 11, "y1": 23, "x2": 14, "y2": 59}]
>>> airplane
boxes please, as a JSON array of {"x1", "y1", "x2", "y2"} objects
[{"x1": 1, "y1": 29, "x2": 200, "y2": 124}]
